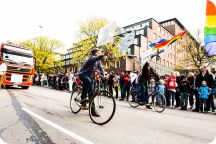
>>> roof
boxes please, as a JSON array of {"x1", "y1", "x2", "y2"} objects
[{"x1": 160, "y1": 18, "x2": 186, "y2": 30}]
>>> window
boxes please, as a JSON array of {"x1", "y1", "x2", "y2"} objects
[
  {"x1": 167, "y1": 61, "x2": 169, "y2": 67},
  {"x1": 115, "y1": 61, "x2": 120, "y2": 68},
  {"x1": 127, "y1": 46, "x2": 134, "y2": 55},
  {"x1": 158, "y1": 36, "x2": 161, "y2": 40},
  {"x1": 165, "y1": 32, "x2": 168, "y2": 38},
  {"x1": 153, "y1": 33, "x2": 157, "y2": 40},
  {"x1": 158, "y1": 26, "x2": 161, "y2": 32},
  {"x1": 163, "y1": 59, "x2": 165, "y2": 66},
  {"x1": 162, "y1": 29, "x2": 165, "y2": 35},
  {"x1": 170, "y1": 53, "x2": 172, "y2": 59},
  {"x1": 140, "y1": 24, "x2": 142, "y2": 27}
]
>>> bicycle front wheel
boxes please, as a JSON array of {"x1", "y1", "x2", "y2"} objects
[
  {"x1": 89, "y1": 91, "x2": 116, "y2": 125},
  {"x1": 128, "y1": 90, "x2": 139, "y2": 108},
  {"x1": 153, "y1": 93, "x2": 166, "y2": 113},
  {"x1": 70, "y1": 86, "x2": 82, "y2": 114}
]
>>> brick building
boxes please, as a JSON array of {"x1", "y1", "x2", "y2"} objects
[{"x1": 62, "y1": 18, "x2": 189, "y2": 75}]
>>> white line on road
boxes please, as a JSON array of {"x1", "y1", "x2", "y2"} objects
[
  {"x1": 22, "y1": 108, "x2": 94, "y2": 144},
  {"x1": 0, "y1": 137, "x2": 7, "y2": 144}
]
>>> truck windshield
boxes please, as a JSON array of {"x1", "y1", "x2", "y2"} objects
[{"x1": 2, "y1": 52, "x2": 33, "y2": 66}]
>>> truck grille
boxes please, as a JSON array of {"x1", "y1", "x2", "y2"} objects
[
  {"x1": 7, "y1": 66, "x2": 31, "y2": 73},
  {"x1": 5, "y1": 73, "x2": 29, "y2": 82}
]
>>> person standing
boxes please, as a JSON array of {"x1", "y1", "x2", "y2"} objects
[
  {"x1": 108, "y1": 71, "x2": 114, "y2": 95},
  {"x1": 119, "y1": 71, "x2": 124, "y2": 99},
  {"x1": 166, "y1": 72, "x2": 177, "y2": 109},
  {"x1": 198, "y1": 81, "x2": 211, "y2": 113},
  {"x1": 69, "y1": 72, "x2": 75, "y2": 92},
  {"x1": 187, "y1": 72, "x2": 195, "y2": 109},
  {"x1": 179, "y1": 76, "x2": 190, "y2": 110},
  {"x1": 194, "y1": 65, "x2": 214, "y2": 112},
  {"x1": 113, "y1": 73, "x2": 120, "y2": 99},
  {"x1": 175, "y1": 71, "x2": 181, "y2": 108},
  {"x1": 120, "y1": 71, "x2": 131, "y2": 101}
]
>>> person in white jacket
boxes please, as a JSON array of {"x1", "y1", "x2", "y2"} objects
[{"x1": 69, "y1": 72, "x2": 75, "y2": 92}]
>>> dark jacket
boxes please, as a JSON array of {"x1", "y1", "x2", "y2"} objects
[
  {"x1": 108, "y1": 74, "x2": 114, "y2": 85},
  {"x1": 195, "y1": 72, "x2": 214, "y2": 88},
  {"x1": 79, "y1": 55, "x2": 104, "y2": 78},
  {"x1": 179, "y1": 80, "x2": 190, "y2": 93},
  {"x1": 138, "y1": 67, "x2": 159, "y2": 84}
]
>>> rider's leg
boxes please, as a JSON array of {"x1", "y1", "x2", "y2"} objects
[{"x1": 79, "y1": 74, "x2": 91, "y2": 101}]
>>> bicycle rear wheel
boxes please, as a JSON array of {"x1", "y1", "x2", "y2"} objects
[
  {"x1": 70, "y1": 86, "x2": 82, "y2": 114},
  {"x1": 128, "y1": 90, "x2": 139, "y2": 108},
  {"x1": 89, "y1": 91, "x2": 116, "y2": 125},
  {"x1": 153, "y1": 93, "x2": 166, "y2": 113}
]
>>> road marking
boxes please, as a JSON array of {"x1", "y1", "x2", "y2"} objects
[
  {"x1": 0, "y1": 137, "x2": 7, "y2": 144},
  {"x1": 209, "y1": 137, "x2": 216, "y2": 144},
  {"x1": 22, "y1": 108, "x2": 94, "y2": 144}
]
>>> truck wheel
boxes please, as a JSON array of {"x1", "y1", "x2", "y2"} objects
[{"x1": 21, "y1": 86, "x2": 29, "y2": 89}]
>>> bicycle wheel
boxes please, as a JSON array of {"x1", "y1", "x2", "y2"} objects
[
  {"x1": 89, "y1": 91, "x2": 116, "y2": 125},
  {"x1": 128, "y1": 90, "x2": 139, "y2": 108},
  {"x1": 70, "y1": 86, "x2": 82, "y2": 114},
  {"x1": 153, "y1": 93, "x2": 166, "y2": 113}
]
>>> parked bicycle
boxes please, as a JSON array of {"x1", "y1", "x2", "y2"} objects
[
  {"x1": 128, "y1": 85, "x2": 166, "y2": 113},
  {"x1": 70, "y1": 76, "x2": 116, "y2": 125}
]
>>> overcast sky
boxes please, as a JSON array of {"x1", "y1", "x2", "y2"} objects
[{"x1": 0, "y1": 0, "x2": 215, "y2": 53}]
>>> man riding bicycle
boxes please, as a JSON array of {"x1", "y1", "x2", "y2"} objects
[{"x1": 78, "y1": 48, "x2": 108, "y2": 117}]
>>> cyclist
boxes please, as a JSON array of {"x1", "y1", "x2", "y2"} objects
[
  {"x1": 137, "y1": 62, "x2": 159, "y2": 109},
  {"x1": 78, "y1": 48, "x2": 108, "y2": 117}
]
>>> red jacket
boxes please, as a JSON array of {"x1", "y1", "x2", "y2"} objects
[
  {"x1": 166, "y1": 76, "x2": 176, "y2": 90},
  {"x1": 123, "y1": 74, "x2": 130, "y2": 85}
]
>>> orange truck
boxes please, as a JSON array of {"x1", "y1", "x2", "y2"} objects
[{"x1": 0, "y1": 42, "x2": 35, "y2": 89}]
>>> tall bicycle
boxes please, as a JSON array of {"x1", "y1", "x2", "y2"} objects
[{"x1": 70, "y1": 77, "x2": 116, "y2": 125}]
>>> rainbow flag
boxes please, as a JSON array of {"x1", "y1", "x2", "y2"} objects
[
  {"x1": 149, "y1": 31, "x2": 187, "y2": 50},
  {"x1": 205, "y1": 0, "x2": 216, "y2": 56}
]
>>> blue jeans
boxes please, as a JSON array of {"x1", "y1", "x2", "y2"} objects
[
  {"x1": 122, "y1": 84, "x2": 130, "y2": 100},
  {"x1": 136, "y1": 83, "x2": 146, "y2": 103},
  {"x1": 180, "y1": 92, "x2": 188, "y2": 109},
  {"x1": 169, "y1": 90, "x2": 176, "y2": 106},
  {"x1": 78, "y1": 74, "x2": 95, "y2": 100}
]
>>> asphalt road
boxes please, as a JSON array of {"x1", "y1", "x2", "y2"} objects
[{"x1": 0, "y1": 86, "x2": 216, "y2": 144}]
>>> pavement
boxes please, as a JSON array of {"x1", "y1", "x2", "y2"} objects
[{"x1": 0, "y1": 86, "x2": 216, "y2": 144}]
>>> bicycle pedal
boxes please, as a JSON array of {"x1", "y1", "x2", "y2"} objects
[{"x1": 81, "y1": 106, "x2": 89, "y2": 110}]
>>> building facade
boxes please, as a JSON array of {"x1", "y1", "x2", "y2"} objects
[{"x1": 62, "y1": 18, "x2": 189, "y2": 75}]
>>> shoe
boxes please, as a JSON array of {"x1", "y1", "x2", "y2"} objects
[
  {"x1": 91, "y1": 111, "x2": 100, "y2": 117},
  {"x1": 212, "y1": 109, "x2": 215, "y2": 112},
  {"x1": 200, "y1": 110, "x2": 204, "y2": 113},
  {"x1": 192, "y1": 109, "x2": 199, "y2": 112},
  {"x1": 80, "y1": 98, "x2": 88, "y2": 104},
  {"x1": 139, "y1": 102, "x2": 145, "y2": 106},
  {"x1": 146, "y1": 105, "x2": 152, "y2": 109},
  {"x1": 119, "y1": 98, "x2": 124, "y2": 101},
  {"x1": 204, "y1": 111, "x2": 208, "y2": 114},
  {"x1": 180, "y1": 108, "x2": 184, "y2": 110}
]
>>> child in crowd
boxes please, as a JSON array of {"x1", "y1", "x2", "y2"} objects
[
  {"x1": 179, "y1": 76, "x2": 190, "y2": 110},
  {"x1": 148, "y1": 79, "x2": 156, "y2": 95},
  {"x1": 198, "y1": 81, "x2": 211, "y2": 113},
  {"x1": 156, "y1": 79, "x2": 166, "y2": 95}
]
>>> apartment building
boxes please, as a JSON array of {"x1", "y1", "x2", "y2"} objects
[{"x1": 62, "y1": 18, "x2": 189, "y2": 75}]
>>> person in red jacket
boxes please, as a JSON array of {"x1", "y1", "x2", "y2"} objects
[
  {"x1": 120, "y1": 71, "x2": 131, "y2": 101},
  {"x1": 166, "y1": 72, "x2": 177, "y2": 109}
]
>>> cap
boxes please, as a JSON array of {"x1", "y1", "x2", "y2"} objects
[{"x1": 91, "y1": 48, "x2": 100, "y2": 54}]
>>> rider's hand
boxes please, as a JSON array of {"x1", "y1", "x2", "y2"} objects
[{"x1": 103, "y1": 49, "x2": 109, "y2": 56}]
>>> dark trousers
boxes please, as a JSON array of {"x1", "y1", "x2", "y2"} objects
[
  {"x1": 180, "y1": 92, "x2": 188, "y2": 109},
  {"x1": 189, "y1": 90, "x2": 194, "y2": 107},
  {"x1": 122, "y1": 84, "x2": 130, "y2": 100},
  {"x1": 199, "y1": 98, "x2": 207, "y2": 111},
  {"x1": 169, "y1": 90, "x2": 176, "y2": 106},
  {"x1": 175, "y1": 90, "x2": 180, "y2": 107},
  {"x1": 109, "y1": 84, "x2": 113, "y2": 95},
  {"x1": 114, "y1": 87, "x2": 118, "y2": 98},
  {"x1": 165, "y1": 90, "x2": 170, "y2": 106},
  {"x1": 79, "y1": 74, "x2": 94, "y2": 100},
  {"x1": 194, "y1": 90, "x2": 200, "y2": 110},
  {"x1": 120, "y1": 83, "x2": 123, "y2": 97},
  {"x1": 207, "y1": 94, "x2": 215, "y2": 111},
  {"x1": 136, "y1": 83, "x2": 146, "y2": 103}
]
